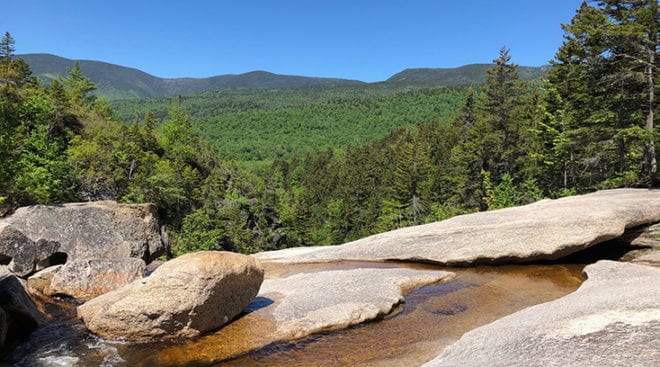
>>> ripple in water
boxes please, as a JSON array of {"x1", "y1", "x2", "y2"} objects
[{"x1": 10, "y1": 321, "x2": 126, "y2": 367}]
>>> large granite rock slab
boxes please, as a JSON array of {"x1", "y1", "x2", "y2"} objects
[
  {"x1": 77, "y1": 251, "x2": 264, "y2": 341},
  {"x1": 148, "y1": 266, "x2": 454, "y2": 366},
  {"x1": 0, "y1": 201, "x2": 165, "y2": 277},
  {"x1": 47, "y1": 258, "x2": 146, "y2": 300},
  {"x1": 256, "y1": 189, "x2": 660, "y2": 265},
  {"x1": 0, "y1": 266, "x2": 45, "y2": 349},
  {"x1": 261, "y1": 267, "x2": 454, "y2": 339},
  {"x1": 423, "y1": 261, "x2": 660, "y2": 367}
]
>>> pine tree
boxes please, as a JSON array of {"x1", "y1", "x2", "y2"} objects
[
  {"x1": 0, "y1": 32, "x2": 15, "y2": 67},
  {"x1": 546, "y1": 0, "x2": 658, "y2": 188},
  {"x1": 448, "y1": 48, "x2": 534, "y2": 210},
  {"x1": 460, "y1": 87, "x2": 476, "y2": 132},
  {"x1": 61, "y1": 61, "x2": 98, "y2": 107},
  {"x1": 598, "y1": 0, "x2": 659, "y2": 181},
  {"x1": 481, "y1": 47, "x2": 530, "y2": 180}
]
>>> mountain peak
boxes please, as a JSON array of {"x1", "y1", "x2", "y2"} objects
[{"x1": 18, "y1": 54, "x2": 548, "y2": 100}]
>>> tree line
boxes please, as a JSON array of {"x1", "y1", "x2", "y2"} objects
[{"x1": 1, "y1": 0, "x2": 657, "y2": 254}]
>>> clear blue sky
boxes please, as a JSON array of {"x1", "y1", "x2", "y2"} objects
[{"x1": 6, "y1": 0, "x2": 584, "y2": 82}]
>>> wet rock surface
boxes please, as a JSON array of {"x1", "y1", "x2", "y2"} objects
[
  {"x1": 47, "y1": 258, "x2": 146, "y2": 300},
  {"x1": 423, "y1": 260, "x2": 660, "y2": 367},
  {"x1": 149, "y1": 265, "x2": 454, "y2": 366},
  {"x1": 255, "y1": 189, "x2": 660, "y2": 265},
  {"x1": 77, "y1": 251, "x2": 264, "y2": 341},
  {"x1": 260, "y1": 267, "x2": 454, "y2": 339}
]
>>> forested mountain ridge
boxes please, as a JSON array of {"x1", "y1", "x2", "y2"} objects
[
  {"x1": 20, "y1": 53, "x2": 548, "y2": 100},
  {"x1": 386, "y1": 64, "x2": 550, "y2": 85},
  {"x1": 18, "y1": 53, "x2": 365, "y2": 100}
]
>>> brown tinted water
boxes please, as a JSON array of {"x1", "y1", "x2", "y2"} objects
[
  {"x1": 7, "y1": 261, "x2": 584, "y2": 367},
  {"x1": 211, "y1": 262, "x2": 585, "y2": 367}
]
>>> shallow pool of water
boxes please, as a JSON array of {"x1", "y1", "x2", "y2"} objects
[
  {"x1": 213, "y1": 263, "x2": 584, "y2": 367},
  {"x1": 4, "y1": 262, "x2": 584, "y2": 367}
]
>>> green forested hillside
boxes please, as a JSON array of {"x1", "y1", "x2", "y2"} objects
[
  {"x1": 113, "y1": 86, "x2": 466, "y2": 162},
  {"x1": 19, "y1": 53, "x2": 365, "y2": 100},
  {"x1": 2, "y1": 1, "x2": 657, "y2": 257},
  {"x1": 18, "y1": 53, "x2": 168, "y2": 100}
]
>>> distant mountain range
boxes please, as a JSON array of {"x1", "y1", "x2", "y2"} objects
[{"x1": 19, "y1": 53, "x2": 549, "y2": 100}]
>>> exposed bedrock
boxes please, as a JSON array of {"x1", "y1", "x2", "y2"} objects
[
  {"x1": 255, "y1": 189, "x2": 660, "y2": 265},
  {"x1": 423, "y1": 260, "x2": 660, "y2": 367}
]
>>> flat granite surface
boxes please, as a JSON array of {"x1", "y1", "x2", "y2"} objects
[
  {"x1": 255, "y1": 189, "x2": 660, "y2": 265},
  {"x1": 422, "y1": 260, "x2": 660, "y2": 367}
]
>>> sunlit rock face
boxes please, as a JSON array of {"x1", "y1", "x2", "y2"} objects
[
  {"x1": 0, "y1": 201, "x2": 166, "y2": 277},
  {"x1": 46, "y1": 258, "x2": 146, "y2": 300},
  {"x1": 77, "y1": 251, "x2": 264, "y2": 342},
  {"x1": 255, "y1": 189, "x2": 660, "y2": 265},
  {"x1": 423, "y1": 260, "x2": 660, "y2": 367},
  {"x1": 259, "y1": 267, "x2": 455, "y2": 339}
]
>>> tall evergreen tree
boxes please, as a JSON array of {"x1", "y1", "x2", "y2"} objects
[
  {"x1": 481, "y1": 47, "x2": 530, "y2": 180},
  {"x1": 449, "y1": 48, "x2": 535, "y2": 209},
  {"x1": 0, "y1": 32, "x2": 15, "y2": 67},
  {"x1": 547, "y1": 0, "x2": 658, "y2": 188},
  {"x1": 598, "y1": 0, "x2": 659, "y2": 180}
]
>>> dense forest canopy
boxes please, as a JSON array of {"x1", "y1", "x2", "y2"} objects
[
  {"x1": 0, "y1": 0, "x2": 657, "y2": 255},
  {"x1": 111, "y1": 85, "x2": 467, "y2": 163}
]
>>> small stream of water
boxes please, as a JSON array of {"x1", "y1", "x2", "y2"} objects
[{"x1": 4, "y1": 262, "x2": 585, "y2": 367}]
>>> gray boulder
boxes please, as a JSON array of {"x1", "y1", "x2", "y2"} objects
[
  {"x1": 423, "y1": 261, "x2": 660, "y2": 367},
  {"x1": 619, "y1": 222, "x2": 660, "y2": 265},
  {"x1": 256, "y1": 189, "x2": 660, "y2": 265},
  {"x1": 149, "y1": 267, "x2": 454, "y2": 366},
  {"x1": 0, "y1": 223, "x2": 58, "y2": 277},
  {"x1": 47, "y1": 258, "x2": 146, "y2": 300},
  {"x1": 0, "y1": 266, "x2": 45, "y2": 349},
  {"x1": 0, "y1": 201, "x2": 165, "y2": 277},
  {"x1": 77, "y1": 251, "x2": 264, "y2": 341}
]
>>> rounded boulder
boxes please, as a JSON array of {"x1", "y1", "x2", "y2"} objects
[{"x1": 77, "y1": 251, "x2": 264, "y2": 341}]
